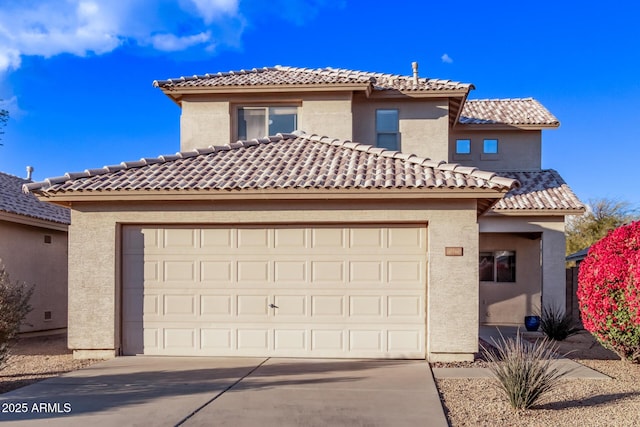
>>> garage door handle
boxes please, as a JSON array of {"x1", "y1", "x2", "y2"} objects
[{"x1": 269, "y1": 303, "x2": 279, "y2": 309}]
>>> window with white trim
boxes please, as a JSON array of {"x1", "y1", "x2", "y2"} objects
[
  {"x1": 237, "y1": 106, "x2": 298, "y2": 140},
  {"x1": 376, "y1": 109, "x2": 399, "y2": 150},
  {"x1": 480, "y1": 250, "x2": 516, "y2": 282}
]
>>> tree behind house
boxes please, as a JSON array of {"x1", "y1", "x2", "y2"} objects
[
  {"x1": 566, "y1": 198, "x2": 639, "y2": 256},
  {"x1": 0, "y1": 103, "x2": 7, "y2": 146},
  {"x1": 0, "y1": 262, "x2": 34, "y2": 369}
]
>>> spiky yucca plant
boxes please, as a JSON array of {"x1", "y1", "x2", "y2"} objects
[
  {"x1": 481, "y1": 332, "x2": 571, "y2": 410},
  {"x1": 539, "y1": 304, "x2": 579, "y2": 341}
]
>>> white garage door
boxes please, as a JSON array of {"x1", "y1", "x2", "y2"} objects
[{"x1": 122, "y1": 225, "x2": 427, "y2": 358}]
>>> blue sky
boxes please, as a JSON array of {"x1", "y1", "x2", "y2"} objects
[{"x1": 1, "y1": 0, "x2": 639, "y2": 209}]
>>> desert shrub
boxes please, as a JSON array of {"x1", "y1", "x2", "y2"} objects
[
  {"x1": 0, "y1": 262, "x2": 34, "y2": 369},
  {"x1": 481, "y1": 332, "x2": 570, "y2": 410},
  {"x1": 577, "y1": 221, "x2": 640, "y2": 363},
  {"x1": 539, "y1": 304, "x2": 579, "y2": 341}
]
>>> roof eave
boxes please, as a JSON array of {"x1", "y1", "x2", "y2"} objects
[
  {"x1": 487, "y1": 207, "x2": 586, "y2": 216},
  {"x1": 0, "y1": 211, "x2": 69, "y2": 231},
  {"x1": 31, "y1": 187, "x2": 510, "y2": 204},
  {"x1": 456, "y1": 123, "x2": 560, "y2": 131}
]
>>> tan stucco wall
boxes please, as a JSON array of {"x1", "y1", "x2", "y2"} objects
[
  {"x1": 353, "y1": 97, "x2": 450, "y2": 161},
  {"x1": 0, "y1": 220, "x2": 68, "y2": 332},
  {"x1": 299, "y1": 93, "x2": 353, "y2": 141},
  {"x1": 179, "y1": 92, "x2": 353, "y2": 151},
  {"x1": 180, "y1": 99, "x2": 231, "y2": 151},
  {"x1": 479, "y1": 233, "x2": 541, "y2": 325},
  {"x1": 67, "y1": 198, "x2": 480, "y2": 362},
  {"x1": 449, "y1": 129, "x2": 542, "y2": 171},
  {"x1": 479, "y1": 215, "x2": 567, "y2": 324}
]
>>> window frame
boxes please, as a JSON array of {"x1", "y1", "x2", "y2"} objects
[
  {"x1": 375, "y1": 109, "x2": 400, "y2": 151},
  {"x1": 479, "y1": 250, "x2": 516, "y2": 283},
  {"x1": 235, "y1": 105, "x2": 299, "y2": 141},
  {"x1": 455, "y1": 139, "x2": 471, "y2": 154},
  {"x1": 481, "y1": 138, "x2": 500, "y2": 160}
]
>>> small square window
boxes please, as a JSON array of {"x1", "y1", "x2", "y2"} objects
[
  {"x1": 456, "y1": 139, "x2": 471, "y2": 154},
  {"x1": 480, "y1": 250, "x2": 515, "y2": 283},
  {"x1": 483, "y1": 139, "x2": 498, "y2": 154}
]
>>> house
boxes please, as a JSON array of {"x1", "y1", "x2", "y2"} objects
[
  {"x1": 0, "y1": 170, "x2": 70, "y2": 333},
  {"x1": 25, "y1": 65, "x2": 583, "y2": 361}
]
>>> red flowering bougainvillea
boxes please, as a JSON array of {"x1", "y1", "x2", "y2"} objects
[{"x1": 577, "y1": 221, "x2": 640, "y2": 363}]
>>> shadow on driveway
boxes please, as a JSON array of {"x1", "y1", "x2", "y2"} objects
[{"x1": 0, "y1": 357, "x2": 446, "y2": 427}]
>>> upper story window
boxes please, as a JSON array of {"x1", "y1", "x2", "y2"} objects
[
  {"x1": 455, "y1": 139, "x2": 471, "y2": 154},
  {"x1": 480, "y1": 250, "x2": 516, "y2": 283},
  {"x1": 376, "y1": 109, "x2": 399, "y2": 151},
  {"x1": 237, "y1": 106, "x2": 298, "y2": 140},
  {"x1": 483, "y1": 139, "x2": 499, "y2": 154}
]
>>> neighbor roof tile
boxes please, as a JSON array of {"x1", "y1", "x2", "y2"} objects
[
  {"x1": 25, "y1": 132, "x2": 517, "y2": 195},
  {"x1": 0, "y1": 172, "x2": 70, "y2": 224},
  {"x1": 460, "y1": 98, "x2": 559, "y2": 126}
]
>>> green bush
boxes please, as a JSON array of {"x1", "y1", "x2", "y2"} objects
[
  {"x1": 0, "y1": 262, "x2": 34, "y2": 369},
  {"x1": 539, "y1": 304, "x2": 579, "y2": 341},
  {"x1": 481, "y1": 332, "x2": 571, "y2": 410}
]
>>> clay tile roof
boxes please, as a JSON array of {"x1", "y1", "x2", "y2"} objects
[
  {"x1": 25, "y1": 132, "x2": 518, "y2": 196},
  {"x1": 0, "y1": 172, "x2": 70, "y2": 225},
  {"x1": 492, "y1": 170, "x2": 584, "y2": 212},
  {"x1": 460, "y1": 98, "x2": 559, "y2": 127},
  {"x1": 153, "y1": 66, "x2": 473, "y2": 93}
]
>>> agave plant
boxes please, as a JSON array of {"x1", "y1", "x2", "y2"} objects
[{"x1": 481, "y1": 331, "x2": 571, "y2": 410}]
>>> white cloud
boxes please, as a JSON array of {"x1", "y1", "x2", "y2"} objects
[
  {"x1": 191, "y1": 0, "x2": 239, "y2": 23},
  {"x1": 441, "y1": 53, "x2": 453, "y2": 64},
  {"x1": 0, "y1": 0, "x2": 242, "y2": 72},
  {"x1": 151, "y1": 32, "x2": 212, "y2": 51}
]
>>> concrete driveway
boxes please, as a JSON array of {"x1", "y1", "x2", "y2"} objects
[{"x1": 0, "y1": 357, "x2": 447, "y2": 427}]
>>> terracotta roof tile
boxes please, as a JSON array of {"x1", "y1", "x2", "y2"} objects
[
  {"x1": 153, "y1": 66, "x2": 473, "y2": 93},
  {"x1": 0, "y1": 172, "x2": 70, "y2": 224},
  {"x1": 493, "y1": 170, "x2": 584, "y2": 212},
  {"x1": 25, "y1": 132, "x2": 518, "y2": 196},
  {"x1": 460, "y1": 98, "x2": 559, "y2": 127}
]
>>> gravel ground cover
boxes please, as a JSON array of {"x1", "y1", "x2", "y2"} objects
[
  {"x1": 0, "y1": 334, "x2": 99, "y2": 394},
  {"x1": 435, "y1": 331, "x2": 640, "y2": 426}
]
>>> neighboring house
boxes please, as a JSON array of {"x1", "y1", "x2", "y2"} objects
[
  {"x1": 0, "y1": 171, "x2": 70, "y2": 333},
  {"x1": 26, "y1": 65, "x2": 583, "y2": 362}
]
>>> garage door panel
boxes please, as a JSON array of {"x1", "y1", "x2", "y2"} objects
[
  {"x1": 122, "y1": 225, "x2": 427, "y2": 358},
  {"x1": 200, "y1": 295, "x2": 232, "y2": 316},
  {"x1": 164, "y1": 229, "x2": 197, "y2": 249}
]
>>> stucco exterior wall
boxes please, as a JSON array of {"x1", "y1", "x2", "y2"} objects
[
  {"x1": 180, "y1": 99, "x2": 231, "y2": 151},
  {"x1": 299, "y1": 93, "x2": 353, "y2": 141},
  {"x1": 449, "y1": 129, "x2": 542, "y2": 171},
  {"x1": 479, "y1": 233, "x2": 541, "y2": 325},
  {"x1": 0, "y1": 220, "x2": 68, "y2": 332},
  {"x1": 353, "y1": 97, "x2": 450, "y2": 161},
  {"x1": 479, "y1": 215, "x2": 567, "y2": 321},
  {"x1": 67, "y1": 198, "x2": 480, "y2": 362},
  {"x1": 179, "y1": 92, "x2": 353, "y2": 151}
]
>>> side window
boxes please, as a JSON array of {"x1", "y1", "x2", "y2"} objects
[
  {"x1": 483, "y1": 139, "x2": 499, "y2": 154},
  {"x1": 376, "y1": 109, "x2": 399, "y2": 151},
  {"x1": 237, "y1": 106, "x2": 298, "y2": 140},
  {"x1": 480, "y1": 250, "x2": 516, "y2": 283},
  {"x1": 456, "y1": 139, "x2": 471, "y2": 154}
]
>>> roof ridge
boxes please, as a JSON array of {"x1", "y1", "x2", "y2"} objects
[
  {"x1": 153, "y1": 66, "x2": 278, "y2": 87},
  {"x1": 466, "y1": 97, "x2": 536, "y2": 102},
  {"x1": 0, "y1": 170, "x2": 29, "y2": 182}
]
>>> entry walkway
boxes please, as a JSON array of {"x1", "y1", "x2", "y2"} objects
[{"x1": 433, "y1": 325, "x2": 610, "y2": 380}]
